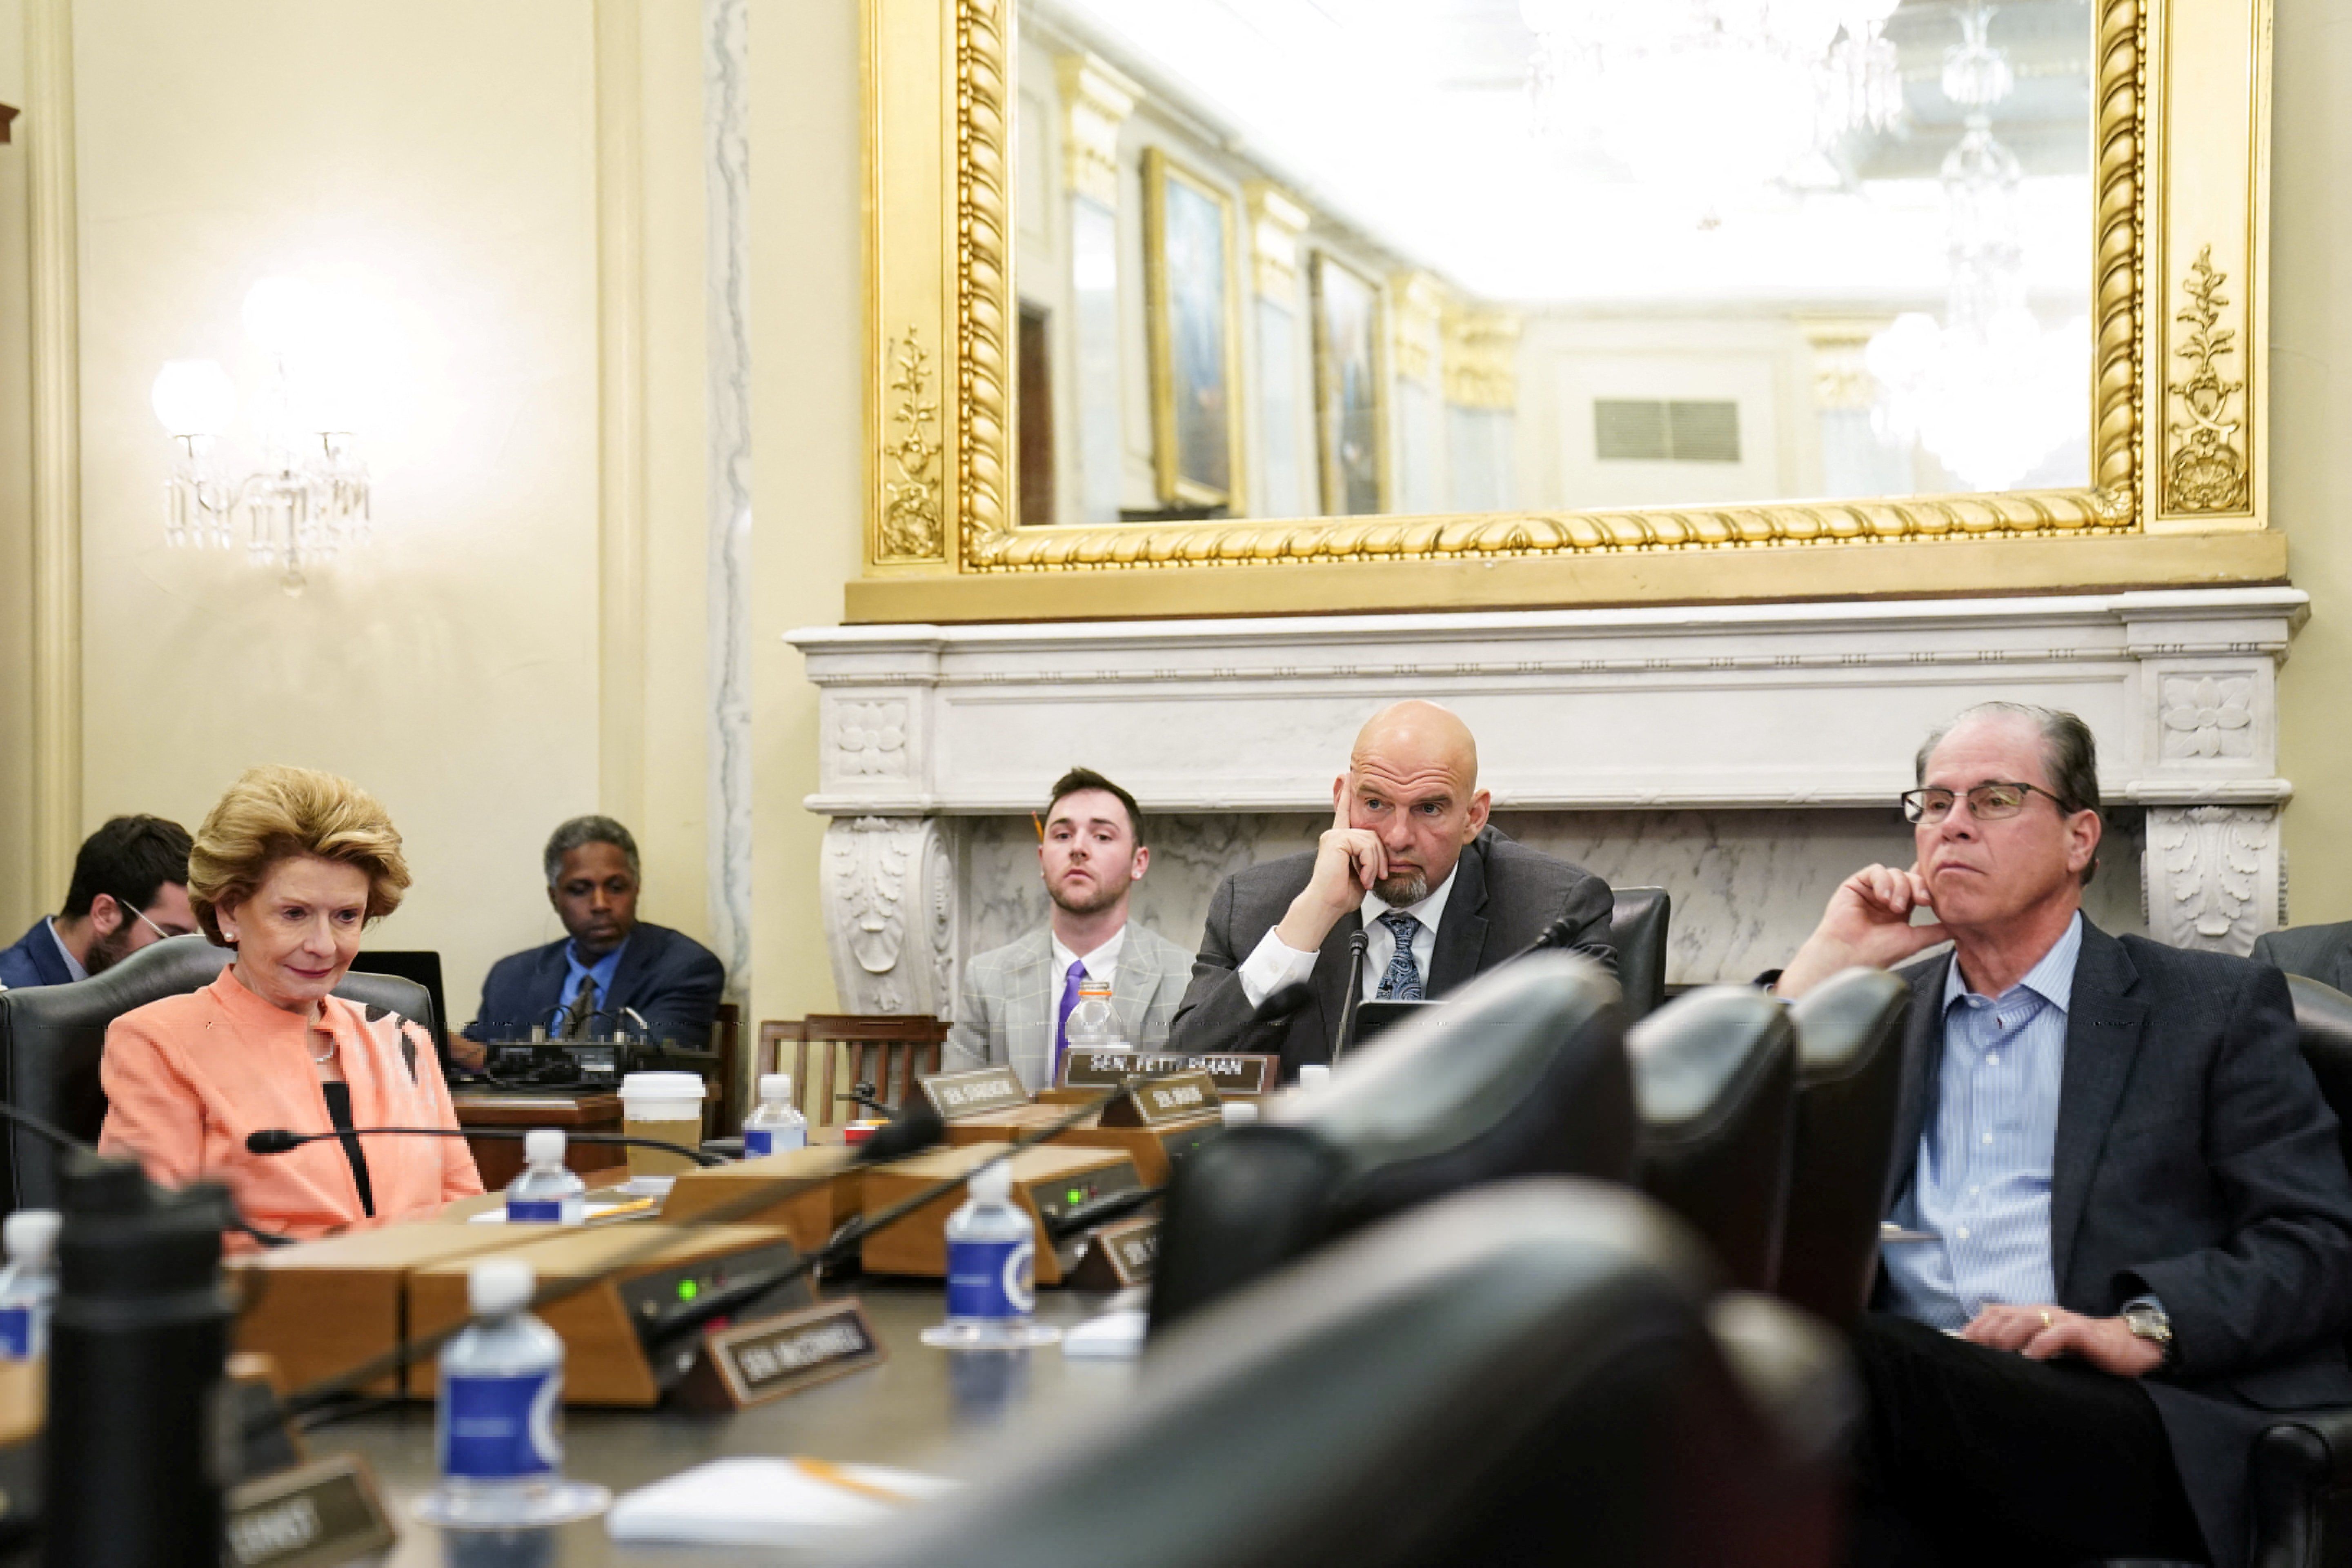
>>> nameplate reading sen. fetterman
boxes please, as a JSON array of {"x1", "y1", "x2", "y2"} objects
[
  {"x1": 919, "y1": 1065, "x2": 1030, "y2": 1122},
  {"x1": 1057, "y1": 1050, "x2": 1279, "y2": 1096}
]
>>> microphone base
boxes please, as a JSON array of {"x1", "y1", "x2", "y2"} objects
[{"x1": 919, "y1": 1318, "x2": 1062, "y2": 1351}]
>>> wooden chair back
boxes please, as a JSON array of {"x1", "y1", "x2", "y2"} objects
[{"x1": 757, "y1": 1014, "x2": 950, "y2": 1127}]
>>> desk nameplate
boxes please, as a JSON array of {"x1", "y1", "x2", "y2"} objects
[
  {"x1": 678, "y1": 1297, "x2": 887, "y2": 1412},
  {"x1": 919, "y1": 1066, "x2": 1030, "y2": 1121},
  {"x1": 223, "y1": 1455, "x2": 396, "y2": 1568},
  {"x1": 1099, "y1": 1071, "x2": 1219, "y2": 1129},
  {"x1": 1057, "y1": 1050, "x2": 1278, "y2": 1096}
]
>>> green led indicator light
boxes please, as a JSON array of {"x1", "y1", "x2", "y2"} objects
[
  {"x1": 677, "y1": 1279, "x2": 699, "y2": 1302},
  {"x1": 1068, "y1": 1188, "x2": 1084, "y2": 1205}
]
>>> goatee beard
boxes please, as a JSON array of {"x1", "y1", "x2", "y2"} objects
[{"x1": 1373, "y1": 871, "x2": 1429, "y2": 907}]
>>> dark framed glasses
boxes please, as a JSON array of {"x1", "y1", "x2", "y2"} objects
[{"x1": 1900, "y1": 781, "x2": 2074, "y2": 825}]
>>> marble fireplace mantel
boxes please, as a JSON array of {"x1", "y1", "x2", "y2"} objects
[{"x1": 789, "y1": 588, "x2": 2308, "y2": 1016}]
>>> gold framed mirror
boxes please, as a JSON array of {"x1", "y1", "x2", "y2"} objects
[{"x1": 857, "y1": 0, "x2": 2279, "y2": 623}]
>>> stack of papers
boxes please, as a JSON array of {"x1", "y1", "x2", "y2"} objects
[{"x1": 606, "y1": 1457, "x2": 958, "y2": 1548}]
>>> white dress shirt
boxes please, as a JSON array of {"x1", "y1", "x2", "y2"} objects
[
  {"x1": 1235, "y1": 865, "x2": 1460, "y2": 1007},
  {"x1": 45, "y1": 918, "x2": 89, "y2": 984},
  {"x1": 1050, "y1": 925, "x2": 1126, "y2": 991}
]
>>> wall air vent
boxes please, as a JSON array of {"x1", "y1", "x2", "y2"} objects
[{"x1": 1593, "y1": 398, "x2": 1741, "y2": 463}]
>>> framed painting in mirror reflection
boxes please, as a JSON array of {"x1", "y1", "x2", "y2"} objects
[
  {"x1": 1142, "y1": 147, "x2": 1242, "y2": 514},
  {"x1": 1313, "y1": 253, "x2": 1384, "y2": 517}
]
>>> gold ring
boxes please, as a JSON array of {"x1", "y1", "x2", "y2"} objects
[{"x1": 2040, "y1": 1311, "x2": 2054, "y2": 1328}]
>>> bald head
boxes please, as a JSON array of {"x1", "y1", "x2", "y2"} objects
[
  {"x1": 1339, "y1": 701, "x2": 1490, "y2": 905},
  {"x1": 1351, "y1": 701, "x2": 1479, "y2": 793}
]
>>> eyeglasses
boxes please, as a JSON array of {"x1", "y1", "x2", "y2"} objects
[
  {"x1": 117, "y1": 900, "x2": 181, "y2": 941},
  {"x1": 1900, "y1": 782, "x2": 2076, "y2": 825}
]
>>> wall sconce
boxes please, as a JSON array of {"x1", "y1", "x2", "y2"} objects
[{"x1": 151, "y1": 277, "x2": 372, "y2": 595}]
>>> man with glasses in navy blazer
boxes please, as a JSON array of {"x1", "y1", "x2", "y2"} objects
[
  {"x1": 0, "y1": 815, "x2": 196, "y2": 990},
  {"x1": 1775, "y1": 701, "x2": 2352, "y2": 1568}
]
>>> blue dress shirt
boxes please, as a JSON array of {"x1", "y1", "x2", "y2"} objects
[
  {"x1": 555, "y1": 937, "x2": 627, "y2": 1031},
  {"x1": 1883, "y1": 912, "x2": 2082, "y2": 1330}
]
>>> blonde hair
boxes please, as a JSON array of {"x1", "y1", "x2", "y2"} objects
[{"x1": 188, "y1": 765, "x2": 412, "y2": 945}]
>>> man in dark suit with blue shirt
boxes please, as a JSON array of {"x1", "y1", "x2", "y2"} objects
[
  {"x1": 461, "y1": 816, "x2": 725, "y2": 1058},
  {"x1": 1775, "y1": 702, "x2": 2352, "y2": 1568}
]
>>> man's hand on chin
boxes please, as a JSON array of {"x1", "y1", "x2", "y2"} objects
[{"x1": 1961, "y1": 1303, "x2": 2166, "y2": 1377}]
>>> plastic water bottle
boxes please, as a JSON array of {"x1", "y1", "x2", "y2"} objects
[
  {"x1": 415, "y1": 1258, "x2": 607, "y2": 1528},
  {"x1": 1062, "y1": 976, "x2": 1128, "y2": 1054},
  {"x1": 505, "y1": 1130, "x2": 586, "y2": 1224},
  {"x1": 0, "y1": 1210, "x2": 60, "y2": 1360},
  {"x1": 742, "y1": 1074, "x2": 808, "y2": 1157},
  {"x1": 920, "y1": 1160, "x2": 1060, "y2": 1350}
]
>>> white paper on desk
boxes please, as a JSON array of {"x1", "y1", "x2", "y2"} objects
[
  {"x1": 1063, "y1": 1308, "x2": 1148, "y2": 1359},
  {"x1": 606, "y1": 1457, "x2": 959, "y2": 1547}
]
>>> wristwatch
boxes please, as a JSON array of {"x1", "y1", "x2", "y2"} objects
[{"x1": 2123, "y1": 1297, "x2": 2176, "y2": 1370}]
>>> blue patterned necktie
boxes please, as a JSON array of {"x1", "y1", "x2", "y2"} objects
[
  {"x1": 1052, "y1": 959, "x2": 1086, "y2": 1073},
  {"x1": 1375, "y1": 910, "x2": 1425, "y2": 1001}
]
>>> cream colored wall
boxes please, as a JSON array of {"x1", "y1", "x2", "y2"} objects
[
  {"x1": 61, "y1": 0, "x2": 712, "y2": 1021},
  {"x1": 0, "y1": 1, "x2": 33, "y2": 936},
  {"x1": 2270, "y1": 0, "x2": 2352, "y2": 928},
  {"x1": 748, "y1": 0, "x2": 860, "y2": 1035}
]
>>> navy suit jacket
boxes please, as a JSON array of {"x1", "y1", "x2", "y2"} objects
[
  {"x1": 0, "y1": 919, "x2": 73, "y2": 990},
  {"x1": 1885, "y1": 922, "x2": 2352, "y2": 1568},
  {"x1": 465, "y1": 922, "x2": 726, "y2": 1049}
]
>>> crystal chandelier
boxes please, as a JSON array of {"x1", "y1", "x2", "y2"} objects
[
  {"x1": 1866, "y1": 3, "x2": 2088, "y2": 492},
  {"x1": 1519, "y1": 0, "x2": 1902, "y2": 195},
  {"x1": 149, "y1": 278, "x2": 372, "y2": 596}
]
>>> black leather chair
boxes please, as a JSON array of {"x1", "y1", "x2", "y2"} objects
[
  {"x1": 1774, "y1": 967, "x2": 1911, "y2": 1327},
  {"x1": 1626, "y1": 985, "x2": 1798, "y2": 1292},
  {"x1": 846, "y1": 1181, "x2": 1854, "y2": 1568},
  {"x1": 0, "y1": 934, "x2": 438, "y2": 1210},
  {"x1": 2224, "y1": 974, "x2": 2352, "y2": 1568},
  {"x1": 1611, "y1": 885, "x2": 1672, "y2": 1020},
  {"x1": 1148, "y1": 952, "x2": 1633, "y2": 1331}
]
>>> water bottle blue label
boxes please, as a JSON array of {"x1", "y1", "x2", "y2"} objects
[
  {"x1": 506, "y1": 1200, "x2": 564, "y2": 1223},
  {"x1": 0, "y1": 1307, "x2": 31, "y2": 1359},
  {"x1": 945, "y1": 1237, "x2": 1035, "y2": 1319},
  {"x1": 744, "y1": 1129, "x2": 773, "y2": 1157},
  {"x1": 441, "y1": 1370, "x2": 561, "y2": 1481}
]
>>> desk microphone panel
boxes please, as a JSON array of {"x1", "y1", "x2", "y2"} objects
[
  {"x1": 229, "y1": 1223, "x2": 546, "y2": 1397},
  {"x1": 407, "y1": 1223, "x2": 799, "y2": 1408},
  {"x1": 943, "y1": 1109, "x2": 1219, "y2": 1187},
  {"x1": 655, "y1": 1145, "x2": 864, "y2": 1253},
  {"x1": 857, "y1": 1143, "x2": 1142, "y2": 1284}
]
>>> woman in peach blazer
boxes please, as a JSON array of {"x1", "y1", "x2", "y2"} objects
[{"x1": 100, "y1": 766, "x2": 481, "y2": 1245}]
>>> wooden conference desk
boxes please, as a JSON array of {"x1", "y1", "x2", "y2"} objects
[
  {"x1": 321, "y1": 1280, "x2": 1133, "y2": 1566},
  {"x1": 449, "y1": 1090, "x2": 627, "y2": 1190}
]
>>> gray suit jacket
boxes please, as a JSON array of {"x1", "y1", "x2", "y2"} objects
[
  {"x1": 942, "y1": 923, "x2": 1194, "y2": 1090},
  {"x1": 1167, "y1": 827, "x2": 1615, "y2": 1079},
  {"x1": 2253, "y1": 920, "x2": 2352, "y2": 994},
  {"x1": 1883, "y1": 922, "x2": 2352, "y2": 1568}
]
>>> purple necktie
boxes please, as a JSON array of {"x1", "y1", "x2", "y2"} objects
[{"x1": 1053, "y1": 958, "x2": 1087, "y2": 1076}]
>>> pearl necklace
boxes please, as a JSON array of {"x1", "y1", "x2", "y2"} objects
[{"x1": 311, "y1": 1034, "x2": 338, "y2": 1065}]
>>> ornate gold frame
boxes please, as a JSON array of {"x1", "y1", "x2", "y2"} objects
[
  {"x1": 1141, "y1": 147, "x2": 1246, "y2": 513},
  {"x1": 858, "y1": 0, "x2": 2280, "y2": 621}
]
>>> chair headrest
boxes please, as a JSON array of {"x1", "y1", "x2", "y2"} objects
[
  {"x1": 0, "y1": 934, "x2": 232, "y2": 1035},
  {"x1": 1280, "y1": 951, "x2": 1631, "y2": 1184},
  {"x1": 1788, "y1": 967, "x2": 1911, "y2": 1085},
  {"x1": 1627, "y1": 986, "x2": 1795, "y2": 1146},
  {"x1": 846, "y1": 1180, "x2": 1745, "y2": 1568}
]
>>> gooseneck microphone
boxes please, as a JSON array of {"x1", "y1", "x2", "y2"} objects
[
  {"x1": 245, "y1": 1125, "x2": 727, "y2": 1168},
  {"x1": 1505, "y1": 916, "x2": 1579, "y2": 964},
  {"x1": 1330, "y1": 930, "x2": 1372, "y2": 1065}
]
